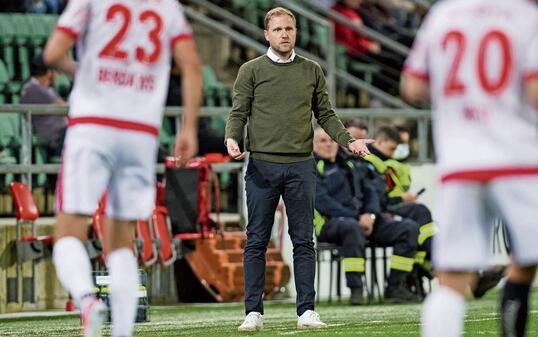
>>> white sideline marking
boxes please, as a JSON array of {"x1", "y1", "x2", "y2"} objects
[{"x1": 0, "y1": 311, "x2": 79, "y2": 320}]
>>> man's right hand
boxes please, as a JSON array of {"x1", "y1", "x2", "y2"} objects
[
  {"x1": 359, "y1": 213, "x2": 375, "y2": 236},
  {"x1": 226, "y1": 138, "x2": 246, "y2": 160},
  {"x1": 401, "y1": 192, "x2": 417, "y2": 203}
]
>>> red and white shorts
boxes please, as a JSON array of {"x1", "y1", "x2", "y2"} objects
[
  {"x1": 56, "y1": 124, "x2": 158, "y2": 220},
  {"x1": 433, "y1": 176, "x2": 538, "y2": 270}
]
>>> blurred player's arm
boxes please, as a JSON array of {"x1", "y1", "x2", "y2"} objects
[
  {"x1": 42, "y1": 31, "x2": 77, "y2": 79},
  {"x1": 172, "y1": 38, "x2": 202, "y2": 160},
  {"x1": 526, "y1": 78, "x2": 538, "y2": 111},
  {"x1": 400, "y1": 73, "x2": 430, "y2": 106}
]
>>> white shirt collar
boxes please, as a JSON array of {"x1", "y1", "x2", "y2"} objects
[{"x1": 267, "y1": 47, "x2": 296, "y2": 63}]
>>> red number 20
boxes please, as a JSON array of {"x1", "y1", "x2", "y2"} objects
[
  {"x1": 442, "y1": 29, "x2": 513, "y2": 96},
  {"x1": 98, "y1": 4, "x2": 163, "y2": 65}
]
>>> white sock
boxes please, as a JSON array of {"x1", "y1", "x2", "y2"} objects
[
  {"x1": 107, "y1": 248, "x2": 138, "y2": 337},
  {"x1": 421, "y1": 286, "x2": 466, "y2": 337},
  {"x1": 52, "y1": 237, "x2": 95, "y2": 307}
]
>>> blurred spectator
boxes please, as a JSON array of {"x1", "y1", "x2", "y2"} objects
[
  {"x1": 312, "y1": 0, "x2": 337, "y2": 10},
  {"x1": 393, "y1": 125, "x2": 411, "y2": 161},
  {"x1": 27, "y1": 0, "x2": 65, "y2": 14},
  {"x1": 0, "y1": 0, "x2": 27, "y2": 12},
  {"x1": 21, "y1": 54, "x2": 67, "y2": 158},
  {"x1": 331, "y1": 0, "x2": 404, "y2": 96},
  {"x1": 165, "y1": 62, "x2": 226, "y2": 156},
  {"x1": 331, "y1": 0, "x2": 381, "y2": 56},
  {"x1": 343, "y1": 119, "x2": 369, "y2": 139}
]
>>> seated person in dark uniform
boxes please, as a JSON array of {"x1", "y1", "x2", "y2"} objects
[
  {"x1": 313, "y1": 127, "x2": 421, "y2": 304},
  {"x1": 21, "y1": 54, "x2": 67, "y2": 159}
]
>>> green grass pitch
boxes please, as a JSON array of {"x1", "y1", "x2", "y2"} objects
[{"x1": 0, "y1": 291, "x2": 536, "y2": 336}]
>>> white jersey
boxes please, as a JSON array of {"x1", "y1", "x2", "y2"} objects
[
  {"x1": 57, "y1": 0, "x2": 192, "y2": 136},
  {"x1": 404, "y1": 0, "x2": 538, "y2": 182}
]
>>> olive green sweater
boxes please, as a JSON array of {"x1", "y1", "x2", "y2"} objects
[{"x1": 225, "y1": 54, "x2": 353, "y2": 163}]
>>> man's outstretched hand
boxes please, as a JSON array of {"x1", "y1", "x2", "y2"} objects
[
  {"x1": 226, "y1": 138, "x2": 246, "y2": 160},
  {"x1": 348, "y1": 138, "x2": 375, "y2": 156}
]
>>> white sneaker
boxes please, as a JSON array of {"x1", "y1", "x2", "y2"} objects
[
  {"x1": 297, "y1": 310, "x2": 327, "y2": 329},
  {"x1": 81, "y1": 298, "x2": 107, "y2": 337},
  {"x1": 238, "y1": 312, "x2": 263, "y2": 332}
]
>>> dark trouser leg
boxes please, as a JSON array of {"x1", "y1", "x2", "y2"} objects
[
  {"x1": 391, "y1": 203, "x2": 436, "y2": 271},
  {"x1": 318, "y1": 217, "x2": 366, "y2": 288},
  {"x1": 282, "y1": 159, "x2": 316, "y2": 316},
  {"x1": 370, "y1": 216, "x2": 418, "y2": 286},
  {"x1": 243, "y1": 159, "x2": 282, "y2": 315}
]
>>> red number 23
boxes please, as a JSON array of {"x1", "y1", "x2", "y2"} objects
[{"x1": 98, "y1": 4, "x2": 163, "y2": 64}]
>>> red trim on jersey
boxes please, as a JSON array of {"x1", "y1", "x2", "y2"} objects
[
  {"x1": 56, "y1": 150, "x2": 65, "y2": 212},
  {"x1": 68, "y1": 117, "x2": 159, "y2": 137},
  {"x1": 403, "y1": 66, "x2": 430, "y2": 81},
  {"x1": 442, "y1": 167, "x2": 538, "y2": 184},
  {"x1": 55, "y1": 26, "x2": 79, "y2": 40},
  {"x1": 170, "y1": 33, "x2": 193, "y2": 49},
  {"x1": 522, "y1": 71, "x2": 538, "y2": 81}
]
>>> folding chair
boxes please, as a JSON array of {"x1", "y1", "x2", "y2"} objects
[
  {"x1": 135, "y1": 219, "x2": 158, "y2": 268},
  {"x1": 9, "y1": 181, "x2": 53, "y2": 303}
]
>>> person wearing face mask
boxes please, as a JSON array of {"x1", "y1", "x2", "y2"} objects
[
  {"x1": 360, "y1": 126, "x2": 436, "y2": 297},
  {"x1": 386, "y1": 125, "x2": 412, "y2": 195}
]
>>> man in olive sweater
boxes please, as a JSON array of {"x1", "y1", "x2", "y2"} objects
[{"x1": 225, "y1": 7, "x2": 373, "y2": 332}]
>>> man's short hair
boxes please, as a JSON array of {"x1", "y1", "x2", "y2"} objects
[
  {"x1": 394, "y1": 125, "x2": 409, "y2": 135},
  {"x1": 375, "y1": 125, "x2": 401, "y2": 143},
  {"x1": 264, "y1": 7, "x2": 296, "y2": 30},
  {"x1": 343, "y1": 118, "x2": 368, "y2": 132},
  {"x1": 31, "y1": 54, "x2": 50, "y2": 77}
]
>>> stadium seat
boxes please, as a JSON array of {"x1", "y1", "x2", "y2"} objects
[
  {"x1": 150, "y1": 206, "x2": 179, "y2": 267},
  {"x1": 0, "y1": 14, "x2": 17, "y2": 80},
  {"x1": 0, "y1": 150, "x2": 17, "y2": 190},
  {"x1": 155, "y1": 181, "x2": 166, "y2": 207},
  {"x1": 366, "y1": 241, "x2": 391, "y2": 303},
  {"x1": 315, "y1": 240, "x2": 391, "y2": 304},
  {"x1": 315, "y1": 242, "x2": 343, "y2": 303},
  {"x1": 135, "y1": 219, "x2": 158, "y2": 268},
  {"x1": 53, "y1": 73, "x2": 71, "y2": 98},
  {"x1": 10, "y1": 181, "x2": 54, "y2": 252},
  {"x1": 9, "y1": 181, "x2": 54, "y2": 304},
  {"x1": 11, "y1": 14, "x2": 32, "y2": 81},
  {"x1": 159, "y1": 117, "x2": 175, "y2": 155},
  {"x1": 0, "y1": 59, "x2": 22, "y2": 100}
]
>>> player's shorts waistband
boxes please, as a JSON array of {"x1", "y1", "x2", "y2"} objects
[
  {"x1": 68, "y1": 117, "x2": 159, "y2": 137},
  {"x1": 441, "y1": 166, "x2": 538, "y2": 183}
]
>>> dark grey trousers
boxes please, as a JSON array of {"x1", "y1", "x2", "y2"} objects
[{"x1": 243, "y1": 157, "x2": 316, "y2": 316}]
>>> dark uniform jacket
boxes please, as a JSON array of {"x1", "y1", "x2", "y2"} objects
[{"x1": 314, "y1": 152, "x2": 381, "y2": 223}]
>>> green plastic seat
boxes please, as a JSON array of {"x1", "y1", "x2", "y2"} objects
[
  {"x1": 0, "y1": 14, "x2": 17, "y2": 80},
  {"x1": 297, "y1": 16, "x2": 310, "y2": 49},
  {"x1": 159, "y1": 117, "x2": 175, "y2": 155},
  {"x1": 53, "y1": 73, "x2": 71, "y2": 98},
  {"x1": 25, "y1": 14, "x2": 48, "y2": 48},
  {"x1": 313, "y1": 25, "x2": 329, "y2": 57},
  {"x1": 0, "y1": 113, "x2": 21, "y2": 148},
  {"x1": 202, "y1": 65, "x2": 221, "y2": 106},
  {"x1": 33, "y1": 146, "x2": 48, "y2": 187},
  {"x1": 0, "y1": 59, "x2": 22, "y2": 96},
  {"x1": 0, "y1": 149, "x2": 17, "y2": 190},
  {"x1": 42, "y1": 15, "x2": 59, "y2": 37}
]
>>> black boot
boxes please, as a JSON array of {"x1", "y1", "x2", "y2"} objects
[
  {"x1": 473, "y1": 265, "x2": 506, "y2": 299},
  {"x1": 384, "y1": 282, "x2": 421, "y2": 304},
  {"x1": 349, "y1": 287, "x2": 364, "y2": 305}
]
